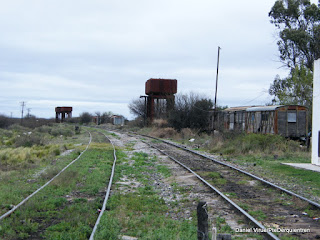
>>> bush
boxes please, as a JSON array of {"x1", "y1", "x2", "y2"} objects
[
  {"x1": 152, "y1": 119, "x2": 168, "y2": 128},
  {"x1": 209, "y1": 132, "x2": 301, "y2": 156},
  {"x1": 150, "y1": 127, "x2": 177, "y2": 138},
  {"x1": 127, "y1": 117, "x2": 145, "y2": 128},
  {"x1": 0, "y1": 115, "x2": 10, "y2": 128},
  {"x1": 36, "y1": 125, "x2": 52, "y2": 134},
  {"x1": 79, "y1": 112, "x2": 92, "y2": 124},
  {"x1": 50, "y1": 125, "x2": 73, "y2": 137},
  {"x1": 14, "y1": 132, "x2": 44, "y2": 147},
  {"x1": 168, "y1": 93, "x2": 213, "y2": 132}
]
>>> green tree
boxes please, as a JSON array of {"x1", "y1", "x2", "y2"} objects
[
  {"x1": 269, "y1": 63, "x2": 313, "y2": 109},
  {"x1": 269, "y1": 0, "x2": 320, "y2": 69}
]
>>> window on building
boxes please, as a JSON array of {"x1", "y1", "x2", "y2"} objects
[
  {"x1": 261, "y1": 112, "x2": 269, "y2": 121},
  {"x1": 287, "y1": 112, "x2": 297, "y2": 123}
]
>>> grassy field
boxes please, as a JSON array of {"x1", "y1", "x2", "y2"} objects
[
  {"x1": 0, "y1": 125, "x2": 199, "y2": 239},
  {"x1": 94, "y1": 151, "x2": 198, "y2": 240},
  {"x1": 0, "y1": 125, "x2": 116, "y2": 239},
  {"x1": 0, "y1": 124, "x2": 90, "y2": 216},
  {"x1": 2, "y1": 123, "x2": 319, "y2": 239}
]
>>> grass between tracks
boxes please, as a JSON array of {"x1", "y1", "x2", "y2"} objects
[
  {"x1": 0, "y1": 141, "x2": 116, "y2": 239},
  {"x1": 94, "y1": 151, "x2": 198, "y2": 240}
]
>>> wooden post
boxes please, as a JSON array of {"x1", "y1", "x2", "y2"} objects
[
  {"x1": 217, "y1": 234, "x2": 232, "y2": 240},
  {"x1": 197, "y1": 201, "x2": 209, "y2": 240}
]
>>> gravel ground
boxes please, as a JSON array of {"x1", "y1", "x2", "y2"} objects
[{"x1": 106, "y1": 131, "x2": 253, "y2": 238}]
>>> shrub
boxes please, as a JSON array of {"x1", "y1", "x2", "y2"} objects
[
  {"x1": 152, "y1": 119, "x2": 168, "y2": 128},
  {"x1": 180, "y1": 128, "x2": 195, "y2": 140},
  {"x1": 79, "y1": 112, "x2": 92, "y2": 125},
  {"x1": 209, "y1": 132, "x2": 301, "y2": 156},
  {"x1": 14, "y1": 132, "x2": 43, "y2": 147},
  {"x1": 0, "y1": 115, "x2": 10, "y2": 128},
  {"x1": 50, "y1": 125, "x2": 73, "y2": 137},
  {"x1": 36, "y1": 125, "x2": 52, "y2": 134},
  {"x1": 150, "y1": 127, "x2": 177, "y2": 138}
]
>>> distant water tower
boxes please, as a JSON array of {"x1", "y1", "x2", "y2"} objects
[{"x1": 55, "y1": 107, "x2": 72, "y2": 123}]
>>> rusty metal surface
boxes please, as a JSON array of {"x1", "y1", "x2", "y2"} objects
[
  {"x1": 55, "y1": 107, "x2": 72, "y2": 113},
  {"x1": 145, "y1": 78, "x2": 177, "y2": 95},
  {"x1": 213, "y1": 105, "x2": 308, "y2": 138},
  {"x1": 145, "y1": 78, "x2": 177, "y2": 122}
]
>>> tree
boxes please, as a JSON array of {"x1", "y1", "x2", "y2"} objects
[
  {"x1": 79, "y1": 112, "x2": 92, "y2": 124},
  {"x1": 269, "y1": 63, "x2": 313, "y2": 109},
  {"x1": 0, "y1": 115, "x2": 10, "y2": 128},
  {"x1": 128, "y1": 98, "x2": 146, "y2": 118},
  {"x1": 168, "y1": 93, "x2": 213, "y2": 132},
  {"x1": 269, "y1": 0, "x2": 320, "y2": 69},
  {"x1": 190, "y1": 99, "x2": 214, "y2": 130},
  {"x1": 101, "y1": 111, "x2": 113, "y2": 124}
]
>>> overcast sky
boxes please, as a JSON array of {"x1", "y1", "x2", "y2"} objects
[{"x1": 0, "y1": 0, "x2": 308, "y2": 119}]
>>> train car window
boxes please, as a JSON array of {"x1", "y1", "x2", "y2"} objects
[
  {"x1": 251, "y1": 113, "x2": 255, "y2": 121},
  {"x1": 287, "y1": 112, "x2": 297, "y2": 123},
  {"x1": 230, "y1": 113, "x2": 235, "y2": 123},
  {"x1": 262, "y1": 112, "x2": 269, "y2": 121}
]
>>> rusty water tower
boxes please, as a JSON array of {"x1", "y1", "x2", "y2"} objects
[
  {"x1": 55, "y1": 107, "x2": 72, "y2": 123},
  {"x1": 144, "y1": 78, "x2": 177, "y2": 122}
]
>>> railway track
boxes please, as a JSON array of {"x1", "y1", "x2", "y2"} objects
[
  {"x1": 89, "y1": 131, "x2": 117, "y2": 240},
  {"x1": 0, "y1": 129, "x2": 118, "y2": 240},
  {"x1": 119, "y1": 131, "x2": 320, "y2": 240},
  {"x1": 0, "y1": 131, "x2": 93, "y2": 222}
]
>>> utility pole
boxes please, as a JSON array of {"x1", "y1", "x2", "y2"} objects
[
  {"x1": 213, "y1": 46, "x2": 221, "y2": 132},
  {"x1": 27, "y1": 108, "x2": 31, "y2": 118},
  {"x1": 214, "y1": 46, "x2": 221, "y2": 110},
  {"x1": 20, "y1": 101, "x2": 26, "y2": 124}
]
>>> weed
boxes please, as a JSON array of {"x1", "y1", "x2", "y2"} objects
[
  {"x1": 248, "y1": 210, "x2": 267, "y2": 221},
  {"x1": 237, "y1": 180, "x2": 247, "y2": 185},
  {"x1": 156, "y1": 164, "x2": 171, "y2": 178},
  {"x1": 205, "y1": 172, "x2": 227, "y2": 185},
  {"x1": 220, "y1": 224, "x2": 234, "y2": 234}
]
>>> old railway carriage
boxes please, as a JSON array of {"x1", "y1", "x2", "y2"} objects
[{"x1": 218, "y1": 105, "x2": 308, "y2": 138}]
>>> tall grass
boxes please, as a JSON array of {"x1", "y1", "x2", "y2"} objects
[
  {"x1": 0, "y1": 123, "x2": 78, "y2": 169},
  {"x1": 208, "y1": 132, "x2": 303, "y2": 156},
  {"x1": 0, "y1": 145, "x2": 62, "y2": 168}
]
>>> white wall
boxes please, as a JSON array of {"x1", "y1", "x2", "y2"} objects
[{"x1": 312, "y1": 59, "x2": 320, "y2": 165}]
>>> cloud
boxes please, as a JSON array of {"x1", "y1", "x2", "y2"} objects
[{"x1": 0, "y1": 0, "x2": 290, "y2": 119}]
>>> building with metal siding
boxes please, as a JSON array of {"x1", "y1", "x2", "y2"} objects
[
  {"x1": 111, "y1": 115, "x2": 125, "y2": 125},
  {"x1": 212, "y1": 105, "x2": 308, "y2": 138}
]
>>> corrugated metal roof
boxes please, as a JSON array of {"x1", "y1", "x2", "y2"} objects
[
  {"x1": 224, "y1": 106, "x2": 262, "y2": 112},
  {"x1": 246, "y1": 105, "x2": 283, "y2": 112}
]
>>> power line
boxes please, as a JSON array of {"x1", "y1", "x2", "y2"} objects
[{"x1": 20, "y1": 101, "x2": 26, "y2": 123}]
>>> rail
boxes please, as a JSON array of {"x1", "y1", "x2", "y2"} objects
[
  {"x1": 0, "y1": 131, "x2": 92, "y2": 221},
  {"x1": 144, "y1": 140, "x2": 280, "y2": 240},
  {"x1": 160, "y1": 137, "x2": 320, "y2": 209},
  {"x1": 89, "y1": 131, "x2": 118, "y2": 240}
]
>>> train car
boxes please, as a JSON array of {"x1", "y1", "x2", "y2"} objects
[
  {"x1": 213, "y1": 105, "x2": 308, "y2": 138},
  {"x1": 222, "y1": 106, "x2": 253, "y2": 132},
  {"x1": 245, "y1": 105, "x2": 308, "y2": 138}
]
